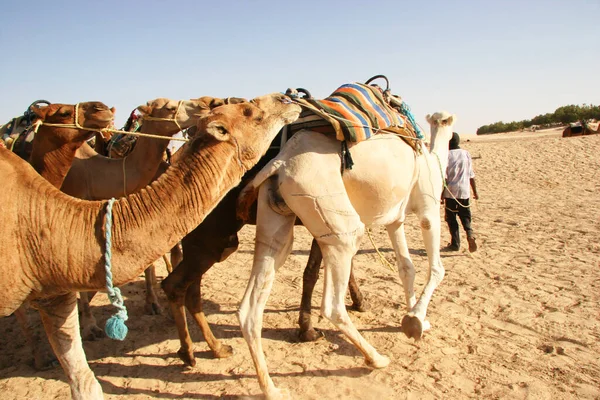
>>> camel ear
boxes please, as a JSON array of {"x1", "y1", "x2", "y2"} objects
[
  {"x1": 110, "y1": 107, "x2": 116, "y2": 115},
  {"x1": 137, "y1": 105, "x2": 152, "y2": 116},
  {"x1": 30, "y1": 105, "x2": 49, "y2": 120},
  {"x1": 204, "y1": 120, "x2": 230, "y2": 141},
  {"x1": 425, "y1": 114, "x2": 433, "y2": 124},
  {"x1": 445, "y1": 114, "x2": 456, "y2": 126}
]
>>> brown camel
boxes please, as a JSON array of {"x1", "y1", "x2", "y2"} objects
[
  {"x1": 46, "y1": 97, "x2": 232, "y2": 340},
  {"x1": 11, "y1": 101, "x2": 116, "y2": 370},
  {"x1": 0, "y1": 92, "x2": 301, "y2": 399},
  {"x1": 562, "y1": 120, "x2": 600, "y2": 137}
]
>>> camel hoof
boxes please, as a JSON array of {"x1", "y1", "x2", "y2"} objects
[
  {"x1": 213, "y1": 344, "x2": 234, "y2": 359},
  {"x1": 33, "y1": 353, "x2": 59, "y2": 371},
  {"x1": 298, "y1": 328, "x2": 324, "y2": 343},
  {"x1": 265, "y1": 387, "x2": 291, "y2": 400},
  {"x1": 177, "y1": 348, "x2": 196, "y2": 367},
  {"x1": 401, "y1": 314, "x2": 423, "y2": 341},
  {"x1": 145, "y1": 302, "x2": 163, "y2": 315},
  {"x1": 365, "y1": 354, "x2": 390, "y2": 369},
  {"x1": 82, "y1": 324, "x2": 106, "y2": 341},
  {"x1": 349, "y1": 301, "x2": 369, "y2": 313}
]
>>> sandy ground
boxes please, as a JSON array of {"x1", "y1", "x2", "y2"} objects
[{"x1": 1, "y1": 128, "x2": 599, "y2": 399}]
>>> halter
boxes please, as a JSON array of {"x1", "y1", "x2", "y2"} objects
[
  {"x1": 31, "y1": 103, "x2": 107, "y2": 134},
  {"x1": 31, "y1": 102, "x2": 189, "y2": 142},
  {"x1": 139, "y1": 100, "x2": 184, "y2": 132}
]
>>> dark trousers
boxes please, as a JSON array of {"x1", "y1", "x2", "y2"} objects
[{"x1": 444, "y1": 198, "x2": 473, "y2": 247}]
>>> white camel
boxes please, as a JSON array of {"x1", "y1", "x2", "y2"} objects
[{"x1": 237, "y1": 111, "x2": 456, "y2": 399}]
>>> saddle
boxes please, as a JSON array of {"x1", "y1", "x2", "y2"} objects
[
  {"x1": 284, "y1": 75, "x2": 422, "y2": 154},
  {"x1": 0, "y1": 100, "x2": 50, "y2": 159},
  {"x1": 105, "y1": 109, "x2": 142, "y2": 158}
]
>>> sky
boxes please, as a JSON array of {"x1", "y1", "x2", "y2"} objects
[{"x1": 1, "y1": 0, "x2": 598, "y2": 135}]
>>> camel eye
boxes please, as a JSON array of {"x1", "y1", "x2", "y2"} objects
[{"x1": 243, "y1": 107, "x2": 253, "y2": 117}]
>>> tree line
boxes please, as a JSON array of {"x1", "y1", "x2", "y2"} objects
[{"x1": 476, "y1": 104, "x2": 600, "y2": 135}]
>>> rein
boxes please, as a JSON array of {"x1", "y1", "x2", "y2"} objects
[{"x1": 32, "y1": 102, "x2": 190, "y2": 142}]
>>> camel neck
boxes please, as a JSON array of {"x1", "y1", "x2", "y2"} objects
[
  {"x1": 29, "y1": 127, "x2": 85, "y2": 189},
  {"x1": 119, "y1": 122, "x2": 177, "y2": 193},
  {"x1": 25, "y1": 136, "x2": 245, "y2": 292}
]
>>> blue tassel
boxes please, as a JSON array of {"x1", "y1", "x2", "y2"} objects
[
  {"x1": 104, "y1": 198, "x2": 129, "y2": 340},
  {"x1": 105, "y1": 315, "x2": 129, "y2": 341}
]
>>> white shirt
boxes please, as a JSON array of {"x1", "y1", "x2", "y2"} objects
[{"x1": 443, "y1": 148, "x2": 475, "y2": 199}]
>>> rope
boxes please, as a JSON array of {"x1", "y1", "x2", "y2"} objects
[
  {"x1": 103, "y1": 198, "x2": 129, "y2": 340},
  {"x1": 32, "y1": 102, "x2": 189, "y2": 142},
  {"x1": 366, "y1": 228, "x2": 396, "y2": 272},
  {"x1": 398, "y1": 102, "x2": 423, "y2": 139}
]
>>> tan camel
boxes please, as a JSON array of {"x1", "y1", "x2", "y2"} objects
[
  {"x1": 11, "y1": 101, "x2": 116, "y2": 370},
  {"x1": 57, "y1": 97, "x2": 228, "y2": 340},
  {"x1": 236, "y1": 111, "x2": 455, "y2": 399},
  {"x1": 0, "y1": 92, "x2": 301, "y2": 399}
]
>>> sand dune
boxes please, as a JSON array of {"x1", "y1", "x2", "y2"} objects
[{"x1": 1, "y1": 128, "x2": 599, "y2": 399}]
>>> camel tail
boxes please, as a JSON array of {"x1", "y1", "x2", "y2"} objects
[{"x1": 236, "y1": 158, "x2": 283, "y2": 222}]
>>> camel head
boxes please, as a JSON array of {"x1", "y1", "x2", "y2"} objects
[
  {"x1": 194, "y1": 92, "x2": 301, "y2": 170},
  {"x1": 137, "y1": 97, "x2": 247, "y2": 134},
  {"x1": 30, "y1": 102, "x2": 115, "y2": 150},
  {"x1": 426, "y1": 111, "x2": 456, "y2": 154}
]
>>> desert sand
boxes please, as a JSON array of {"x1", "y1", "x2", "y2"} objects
[{"x1": 1, "y1": 128, "x2": 599, "y2": 399}]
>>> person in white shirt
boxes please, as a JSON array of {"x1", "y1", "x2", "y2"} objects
[{"x1": 443, "y1": 132, "x2": 479, "y2": 252}]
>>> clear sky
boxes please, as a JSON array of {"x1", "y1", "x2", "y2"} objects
[{"x1": 1, "y1": 0, "x2": 598, "y2": 134}]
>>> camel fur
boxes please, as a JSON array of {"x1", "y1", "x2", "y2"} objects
[
  {"x1": 0, "y1": 93, "x2": 301, "y2": 400},
  {"x1": 59, "y1": 97, "x2": 232, "y2": 339},
  {"x1": 11, "y1": 101, "x2": 116, "y2": 370},
  {"x1": 236, "y1": 111, "x2": 455, "y2": 399}
]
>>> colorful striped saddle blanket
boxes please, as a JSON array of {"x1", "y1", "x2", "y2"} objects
[{"x1": 292, "y1": 83, "x2": 418, "y2": 144}]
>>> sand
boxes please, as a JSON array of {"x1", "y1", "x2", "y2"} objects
[{"x1": 1, "y1": 128, "x2": 599, "y2": 399}]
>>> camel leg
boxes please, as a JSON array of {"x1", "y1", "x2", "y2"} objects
[
  {"x1": 238, "y1": 187, "x2": 296, "y2": 399},
  {"x1": 185, "y1": 277, "x2": 233, "y2": 359},
  {"x1": 299, "y1": 239, "x2": 366, "y2": 342},
  {"x1": 162, "y1": 245, "x2": 233, "y2": 366},
  {"x1": 400, "y1": 203, "x2": 445, "y2": 340},
  {"x1": 144, "y1": 264, "x2": 162, "y2": 315},
  {"x1": 347, "y1": 262, "x2": 366, "y2": 312},
  {"x1": 78, "y1": 292, "x2": 104, "y2": 341},
  {"x1": 317, "y1": 232, "x2": 390, "y2": 369},
  {"x1": 298, "y1": 239, "x2": 325, "y2": 342},
  {"x1": 170, "y1": 243, "x2": 183, "y2": 270},
  {"x1": 35, "y1": 293, "x2": 104, "y2": 400},
  {"x1": 162, "y1": 262, "x2": 197, "y2": 367},
  {"x1": 13, "y1": 304, "x2": 57, "y2": 370},
  {"x1": 386, "y1": 220, "x2": 417, "y2": 311}
]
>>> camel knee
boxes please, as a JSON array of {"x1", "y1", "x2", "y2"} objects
[
  {"x1": 321, "y1": 303, "x2": 350, "y2": 326},
  {"x1": 420, "y1": 217, "x2": 432, "y2": 230}
]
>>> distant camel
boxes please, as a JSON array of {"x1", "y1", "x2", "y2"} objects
[{"x1": 562, "y1": 121, "x2": 600, "y2": 137}]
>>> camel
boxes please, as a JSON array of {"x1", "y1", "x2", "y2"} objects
[
  {"x1": 235, "y1": 108, "x2": 455, "y2": 399},
  {"x1": 562, "y1": 120, "x2": 600, "y2": 137},
  {"x1": 58, "y1": 97, "x2": 231, "y2": 340},
  {"x1": 160, "y1": 131, "x2": 367, "y2": 366},
  {"x1": 0, "y1": 92, "x2": 301, "y2": 399},
  {"x1": 10, "y1": 101, "x2": 116, "y2": 370}
]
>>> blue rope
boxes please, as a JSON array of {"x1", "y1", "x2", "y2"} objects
[
  {"x1": 399, "y1": 102, "x2": 424, "y2": 139},
  {"x1": 104, "y1": 198, "x2": 129, "y2": 340}
]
